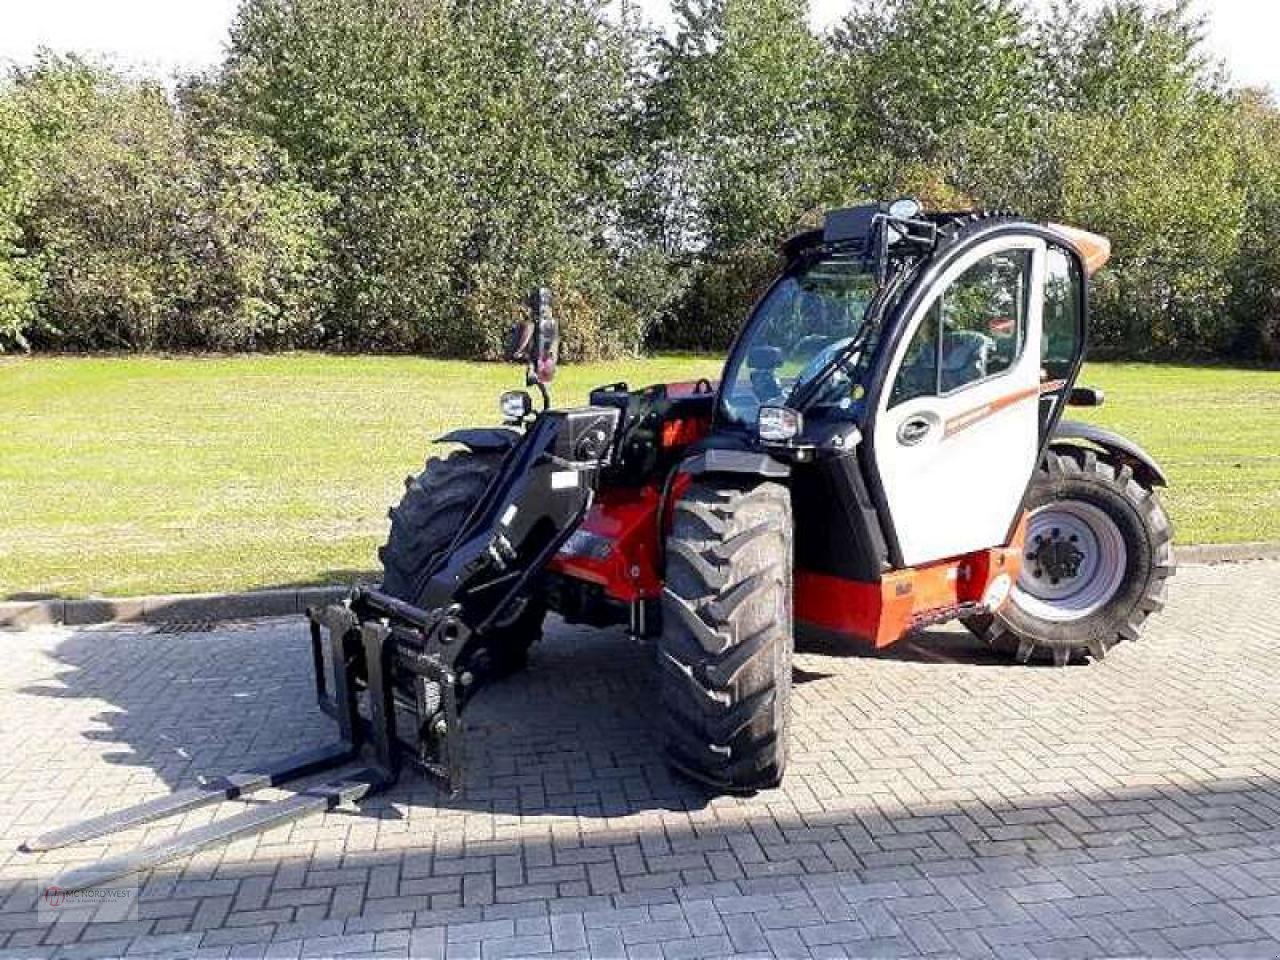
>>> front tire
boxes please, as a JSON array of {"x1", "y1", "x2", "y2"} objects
[
  {"x1": 379, "y1": 449, "x2": 544, "y2": 673},
  {"x1": 659, "y1": 479, "x2": 793, "y2": 792},
  {"x1": 967, "y1": 447, "x2": 1174, "y2": 665}
]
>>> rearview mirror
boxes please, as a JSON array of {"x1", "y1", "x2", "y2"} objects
[
  {"x1": 509, "y1": 287, "x2": 559, "y2": 386},
  {"x1": 1068, "y1": 386, "x2": 1105, "y2": 407},
  {"x1": 528, "y1": 287, "x2": 558, "y2": 385}
]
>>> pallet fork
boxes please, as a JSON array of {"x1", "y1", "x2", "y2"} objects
[
  {"x1": 21, "y1": 405, "x2": 622, "y2": 893},
  {"x1": 23, "y1": 597, "x2": 429, "y2": 893}
]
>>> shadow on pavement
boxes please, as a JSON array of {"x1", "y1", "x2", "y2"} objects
[
  {"x1": 16, "y1": 617, "x2": 715, "y2": 816},
  {"x1": 14, "y1": 612, "x2": 1027, "y2": 812}
]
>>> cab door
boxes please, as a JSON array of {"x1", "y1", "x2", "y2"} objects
[{"x1": 872, "y1": 235, "x2": 1046, "y2": 566}]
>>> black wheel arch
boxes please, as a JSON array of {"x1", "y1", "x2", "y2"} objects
[
  {"x1": 1049, "y1": 419, "x2": 1168, "y2": 489},
  {"x1": 436, "y1": 427, "x2": 521, "y2": 453},
  {"x1": 679, "y1": 447, "x2": 791, "y2": 481}
]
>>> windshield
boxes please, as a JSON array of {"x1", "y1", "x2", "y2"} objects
[{"x1": 719, "y1": 254, "x2": 879, "y2": 428}]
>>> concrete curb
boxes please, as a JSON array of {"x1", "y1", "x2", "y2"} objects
[
  {"x1": 0, "y1": 586, "x2": 351, "y2": 630},
  {"x1": 1176, "y1": 541, "x2": 1280, "y2": 565},
  {"x1": 3, "y1": 542, "x2": 1279, "y2": 629}
]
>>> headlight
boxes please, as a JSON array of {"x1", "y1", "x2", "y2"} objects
[
  {"x1": 758, "y1": 405, "x2": 803, "y2": 442},
  {"x1": 499, "y1": 390, "x2": 532, "y2": 422}
]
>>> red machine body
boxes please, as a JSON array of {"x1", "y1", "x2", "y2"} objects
[
  {"x1": 546, "y1": 382, "x2": 1024, "y2": 650},
  {"x1": 793, "y1": 532, "x2": 1023, "y2": 648},
  {"x1": 545, "y1": 484, "x2": 669, "y2": 603}
]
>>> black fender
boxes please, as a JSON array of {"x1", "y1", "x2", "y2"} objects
[
  {"x1": 436, "y1": 427, "x2": 521, "y2": 453},
  {"x1": 662, "y1": 448, "x2": 789, "y2": 568},
  {"x1": 679, "y1": 448, "x2": 790, "y2": 480},
  {"x1": 1049, "y1": 420, "x2": 1168, "y2": 488}
]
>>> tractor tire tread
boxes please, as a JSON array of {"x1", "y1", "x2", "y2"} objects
[
  {"x1": 660, "y1": 479, "x2": 793, "y2": 793},
  {"x1": 380, "y1": 448, "x2": 543, "y2": 673}
]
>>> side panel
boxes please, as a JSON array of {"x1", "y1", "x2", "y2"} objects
[
  {"x1": 791, "y1": 452, "x2": 888, "y2": 583},
  {"x1": 794, "y1": 527, "x2": 1025, "y2": 648},
  {"x1": 546, "y1": 485, "x2": 667, "y2": 603}
]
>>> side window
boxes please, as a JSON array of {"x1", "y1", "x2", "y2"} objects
[
  {"x1": 1042, "y1": 244, "x2": 1082, "y2": 382},
  {"x1": 888, "y1": 302, "x2": 939, "y2": 406},
  {"x1": 889, "y1": 248, "x2": 1032, "y2": 406}
]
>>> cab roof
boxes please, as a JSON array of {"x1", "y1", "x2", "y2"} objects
[{"x1": 781, "y1": 205, "x2": 1112, "y2": 277}]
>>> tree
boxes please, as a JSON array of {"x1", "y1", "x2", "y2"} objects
[
  {"x1": 1228, "y1": 89, "x2": 1280, "y2": 361},
  {"x1": 1011, "y1": 1, "x2": 1246, "y2": 355},
  {"x1": 647, "y1": 0, "x2": 830, "y2": 250},
  {"x1": 1039, "y1": 0, "x2": 1213, "y2": 114},
  {"x1": 4, "y1": 55, "x2": 332, "y2": 350},
  {"x1": 0, "y1": 91, "x2": 42, "y2": 349},
  {"x1": 221, "y1": 0, "x2": 646, "y2": 358},
  {"x1": 1, "y1": 0, "x2": 1277, "y2": 363},
  {"x1": 638, "y1": 0, "x2": 830, "y2": 349},
  {"x1": 827, "y1": 0, "x2": 1039, "y2": 198}
]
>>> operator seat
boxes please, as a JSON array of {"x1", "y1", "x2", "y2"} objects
[{"x1": 938, "y1": 330, "x2": 993, "y2": 392}]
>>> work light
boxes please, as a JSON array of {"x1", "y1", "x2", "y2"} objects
[
  {"x1": 758, "y1": 405, "x2": 803, "y2": 442},
  {"x1": 499, "y1": 390, "x2": 532, "y2": 422}
]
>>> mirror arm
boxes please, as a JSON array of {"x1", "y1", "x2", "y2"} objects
[{"x1": 531, "y1": 378, "x2": 550, "y2": 410}]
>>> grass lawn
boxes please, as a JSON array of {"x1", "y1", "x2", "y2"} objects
[{"x1": 2, "y1": 355, "x2": 1276, "y2": 599}]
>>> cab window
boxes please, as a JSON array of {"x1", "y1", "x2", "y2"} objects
[
  {"x1": 889, "y1": 248, "x2": 1032, "y2": 407},
  {"x1": 719, "y1": 255, "x2": 879, "y2": 428},
  {"x1": 1042, "y1": 244, "x2": 1082, "y2": 382}
]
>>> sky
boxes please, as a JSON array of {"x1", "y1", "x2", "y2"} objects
[{"x1": 0, "y1": 0, "x2": 1276, "y2": 94}]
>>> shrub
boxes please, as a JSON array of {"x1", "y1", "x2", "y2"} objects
[
  {"x1": 657, "y1": 246, "x2": 782, "y2": 352},
  {"x1": 1, "y1": 56, "x2": 332, "y2": 351},
  {"x1": 0, "y1": 85, "x2": 43, "y2": 349},
  {"x1": 2, "y1": 0, "x2": 1278, "y2": 364}
]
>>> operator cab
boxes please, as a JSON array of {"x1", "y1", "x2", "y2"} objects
[{"x1": 710, "y1": 201, "x2": 1105, "y2": 576}]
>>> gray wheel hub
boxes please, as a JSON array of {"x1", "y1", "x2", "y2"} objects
[{"x1": 1013, "y1": 501, "x2": 1127, "y2": 622}]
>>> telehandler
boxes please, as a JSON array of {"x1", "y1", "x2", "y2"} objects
[{"x1": 26, "y1": 201, "x2": 1172, "y2": 891}]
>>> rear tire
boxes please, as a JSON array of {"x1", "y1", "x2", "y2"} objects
[
  {"x1": 660, "y1": 479, "x2": 793, "y2": 792},
  {"x1": 379, "y1": 449, "x2": 543, "y2": 673},
  {"x1": 965, "y1": 447, "x2": 1174, "y2": 666}
]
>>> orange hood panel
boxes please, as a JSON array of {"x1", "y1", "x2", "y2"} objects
[{"x1": 1048, "y1": 223, "x2": 1112, "y2": 277}]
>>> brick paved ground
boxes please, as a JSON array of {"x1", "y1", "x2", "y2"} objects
[{"x1": 1, "y1": 561, "x2": 1278, "y2": 959}]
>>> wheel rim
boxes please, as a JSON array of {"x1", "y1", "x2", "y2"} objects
[{"x1": 1013, "y1": 501, "x2": 1127, "y2": 623}]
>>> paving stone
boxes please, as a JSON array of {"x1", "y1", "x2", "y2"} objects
[
  {"x1": 481, "y1": 933, "x2": 552, "y2": 959},
  {"x1": 549, "y1": 913, "x2": 587, "y2": 951},
  {"x1": 297, "y1": 932, "x2": 375, "y2": 957},
  {"x1": 2, "y1": 565, "x2": 1280, "y2": 958}
]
